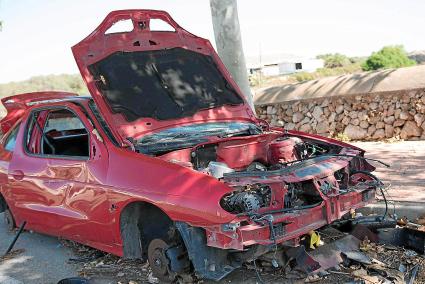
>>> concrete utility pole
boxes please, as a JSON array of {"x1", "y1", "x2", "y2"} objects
[{"x1": 210, "y1": 0, "x2": 254, "y2": 110}]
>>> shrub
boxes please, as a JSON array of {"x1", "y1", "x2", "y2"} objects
[
  {"x1": 316, "y1": 63, "x2": 363, "y2": 77},
  {"x1": 294, "y1": 72, "x2": 316, "y2": 82},
  {"x1": 362, "y1": 45, "x2": 416, "y2": 71},
  {"x1": 317, "y1": 53, "x2": 352, "y2": 68}
]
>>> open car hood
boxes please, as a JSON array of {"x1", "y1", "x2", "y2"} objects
[{"x1": 72, "y1": 10, "x2": 256, "y2": 145}]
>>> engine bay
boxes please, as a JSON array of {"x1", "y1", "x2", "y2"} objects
[
  {"x1": 156, "y1": 134, "x2": 340, "y2": 172},
  {"x1": 130, "y1": 118, "x2": 379, "y2": 220},
  {"x1": 145, "y1": 128, "x2": 375, "y2": 216}
]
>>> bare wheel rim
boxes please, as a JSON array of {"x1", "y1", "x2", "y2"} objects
[{"x1": 148, "y1": 238, "x2": 176, "y2": 282}]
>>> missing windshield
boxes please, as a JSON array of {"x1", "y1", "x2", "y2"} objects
[
  {"x1": 88, "y1": 48, "x2": 244, "y2": 122},
  {"x1": 136, "y1": 122, "x2": 261, "y2": 155}
]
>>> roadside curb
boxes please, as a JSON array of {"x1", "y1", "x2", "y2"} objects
[{"x1": 359, "y1": 201, "x2": 425, "y2": 220}]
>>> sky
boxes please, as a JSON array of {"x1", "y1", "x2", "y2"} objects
[{"x1": 1, "y1": 0, "x2": 425, "y2": 83}]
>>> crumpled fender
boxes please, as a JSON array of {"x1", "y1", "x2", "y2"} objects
[{"x1": 107, "y1": 146, "x2": 237, "y2": 226}]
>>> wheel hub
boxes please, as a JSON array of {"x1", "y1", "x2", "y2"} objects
[{"x1": 148, "y1": 238, "x2": 176, "y2": 282}]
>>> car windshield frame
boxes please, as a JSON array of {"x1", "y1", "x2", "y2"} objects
[{"x1": 137, "y1": 122, "x2": 261, "y2": 144}]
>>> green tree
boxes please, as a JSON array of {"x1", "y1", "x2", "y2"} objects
[
  {"x1": 316, "y1": 53, "x2": 351, "y2": 68},
  {"x1": 362, "y1": 45, "x2": 416, "y2": 71}
]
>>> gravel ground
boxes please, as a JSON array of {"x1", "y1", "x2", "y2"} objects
[{"x1": 0, "y1": 213, "x2": 79, "y2": 284}]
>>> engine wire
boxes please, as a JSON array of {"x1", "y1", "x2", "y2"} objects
[
  {"x1": 351, "y1": 170, "x2": 389, "y2": 220},
  {"x1": 285, "y1": 154, "x2": 390, "y2": 168},
  {"x1": 246, "y1": 170, "x2": 391, "y2": 283},
  {"x1": 252, "y1": 258, "x2": 265, "y2": 284}
]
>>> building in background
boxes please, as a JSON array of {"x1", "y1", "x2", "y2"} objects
[{"x1": 247, "y1": 54, "x2": 324, "y2": 76}]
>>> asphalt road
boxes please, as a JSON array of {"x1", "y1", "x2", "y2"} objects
[{"x1": 0, "y1": 213, "x2": 79, "y2": 284}]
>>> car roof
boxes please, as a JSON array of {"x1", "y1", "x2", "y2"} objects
[
  {"x1": 2, "y1": 92, "x2": 91, "y2": 107},
  {"x1": 26, "y1": 95, "x2": 92, "y2": 106}
]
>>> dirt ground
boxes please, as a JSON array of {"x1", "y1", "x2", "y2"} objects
[{"x1": 0, "y1": 140, "x2": 424, "y2": 284}]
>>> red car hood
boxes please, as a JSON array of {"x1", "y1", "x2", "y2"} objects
[{"x1": 72, "y1": 10, "x2": 255, "y2": 145}]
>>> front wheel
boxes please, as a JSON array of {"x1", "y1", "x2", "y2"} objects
[
  {"x1": 147, "y1": 237, "x2": 194, "y2": 283},
  {"x1": 148, "y1": 238, "x2": 177, "y2": 283}
]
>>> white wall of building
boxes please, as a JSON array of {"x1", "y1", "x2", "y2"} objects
[
  {"x1": 262, "y1": 65, "x2": 280, "y2": 76},
  {"x1": 278, "y1": 59, "x2": 324, "y2": 75},
  {"x1": 248, "y1": 58, "x2": 324, "y2": 76}
]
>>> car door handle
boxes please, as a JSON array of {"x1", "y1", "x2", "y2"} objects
[{"x1": 11, "y1": 170, "x2": 24, "y2": 181}]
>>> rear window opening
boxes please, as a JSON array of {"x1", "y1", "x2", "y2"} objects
[{"x1": 3, "y1": 122, "x2": 21, "y2": 152}]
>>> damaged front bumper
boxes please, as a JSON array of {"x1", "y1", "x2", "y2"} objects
[
  {"x1": 206, "y1": 188, "x2": 375, "y2": 251},
  {"x1": 176, "y1": 189, "x2": 375, "y2": 281},
  {"x1": 175, "y1": 151, "x2": 380, "y2": 281}
]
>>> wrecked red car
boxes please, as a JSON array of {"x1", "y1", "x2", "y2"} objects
[{"x1": 0, "y1": 10, "x2": 381, "y2": 282}]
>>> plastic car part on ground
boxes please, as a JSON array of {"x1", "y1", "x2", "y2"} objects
[{"x1": 56, "y1": 217, "x2": 425, "y2": 283}]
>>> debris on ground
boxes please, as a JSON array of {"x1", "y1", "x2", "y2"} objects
[
  {"x1": 61, "y1": 240, "x2": 150, "y2": 284},
  {"x1": 0, "y1": 248, "x2": 25, "y2": 263},
  {"x1": 343, "y1": 221, "x2": 425, "y2": 284},
  {"x1": 417, "y1": 215, "x2": 425, "y2": 226},
  {"x1": 60, "y1": 220, "x2": 425, "y2": 284}
]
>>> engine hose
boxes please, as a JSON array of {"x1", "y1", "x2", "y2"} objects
[{"x1": 350, "y1": 170, "x2": 388, "y2": 221}]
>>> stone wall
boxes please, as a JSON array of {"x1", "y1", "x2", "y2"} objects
[{"x1": 255, "y1": 88, "x2": 425, "y2": 141}]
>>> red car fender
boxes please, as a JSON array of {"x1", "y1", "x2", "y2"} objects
[{"x1": 106, "y1": 146, "x2": 237, "y2": 228}]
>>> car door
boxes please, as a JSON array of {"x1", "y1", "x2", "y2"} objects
[{"x1": 8, "y1": 103, "x2": 114, "y2": 245}]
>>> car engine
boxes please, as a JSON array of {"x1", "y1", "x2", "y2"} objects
[{"x1": 220, "y1": 184, "x2": 271, "y2": 214}]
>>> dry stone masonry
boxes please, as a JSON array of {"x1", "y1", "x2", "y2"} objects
[{"x1": 256, "y1": 88, "x2": 425, "y2": 141}]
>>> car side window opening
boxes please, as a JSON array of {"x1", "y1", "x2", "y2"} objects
[
  {"x1": 4, "y1": 123, "x2": 21, "y2": 152},
  {"x1": 26, "y1": 108, "x2": 89, "y2": 158}
]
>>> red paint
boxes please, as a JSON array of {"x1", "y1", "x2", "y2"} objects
[
  {"x1": 71, "y1": 9, "x2": 257, "y2": 145},
  {"x1": 0, "y1": 10, "x2": 377, "y2": 262},
  {"x1": 216, "y1": 134, "x2": 279, "y2": 169},
  {"x1": 268, "y1": 137, "x2": 300, "y2": 164},
  {"x1": 0, "y1": 92, "x2": 75, "y2": 134}
]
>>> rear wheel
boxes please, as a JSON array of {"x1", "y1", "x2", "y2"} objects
[{"x1": 4, "y1": 208, "x2": 16, "y2": 231}]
